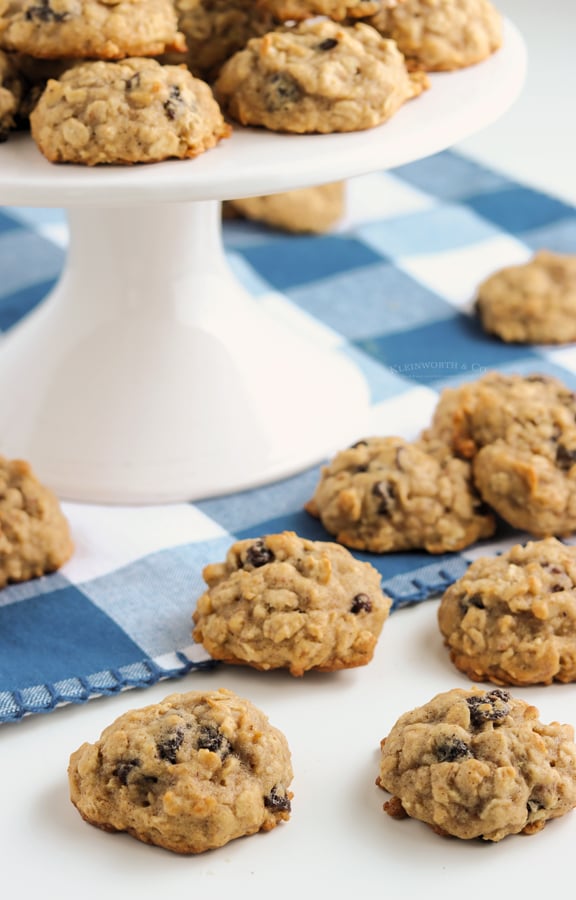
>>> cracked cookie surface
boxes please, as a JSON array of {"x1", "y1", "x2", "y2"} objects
[
  {"x1": 0, "y1": 455, "x2": 73, "y2": 589},
  {"x1": 0, "y1": 0, "x2": 185, "y2": 59},
  {"x1": 214, "y1": 19, "x2": 427, "y2": 133},
  {"x1": 363, "y1": 0, "x2": 502, "y2": 71},
  {"x1": 192, "y1": 530, "x2": 391, "y2": 675},
  {"x1": 29, "y1": 57, "x2": 231, "y2": 164},
  {"x1": 306, "y1": 435, "x2": 494, "y2": 553},
  {"x1": 68, "y1": 688, "x2": 293, "y2": 854},
  {"x1": 476, "y1": 251, "x2": 576, "y2": 344},
  {"x1": 377, "y1": 687, "x2": 576, "y2": 841},
  {"x1": 438, "y1": 537, "x2": 576, "y2": 685}
]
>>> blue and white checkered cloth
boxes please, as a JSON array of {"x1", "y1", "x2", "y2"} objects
[{"x1": 2, "y1": 149, "x2": 576, "y2": 724}]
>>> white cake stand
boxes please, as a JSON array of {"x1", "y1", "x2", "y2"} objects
[{"x1": 0, "y1": 20, "x2": 525, "y2": 504}]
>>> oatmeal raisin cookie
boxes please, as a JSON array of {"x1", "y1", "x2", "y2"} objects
[
  {"x1": 377, "y1": 686, "x2": 576, "y2": 841},
  {"x1": 214, "y1": 19, "x2": 427, "y2": 133},
  {"x1": 192, "y1": 530, "x2": 391, "y2": 675},
  {"x1": 0, "y1": 455, "x2": 73, "y2": 589},
  {"x1": 476, "y1": 251, "x2": 576, "y2": 344},
  {"x1": 363, "y1": 0, "x2": 502, "y2": 71},
  {"x1": 224, "y1": 181, "x2": 345, "y2": 233},
  {"x1": 69, "y1": 688, "x2": 293, "y2": 854},
  {"x1": 423, "y1": 372, "x2": 576, "y2": 536},
  {"x1": 0, "y1": 0, "x2": 186, "y2": 59},
  {"x1": 29, "y1": 57, "x2": 231, "y2": 165},
  {"x1": 166, "y1": 0, "x2": 280, "y2": 81},
  {"x1": 438, "y1": 537, "x2": 576, "y2": 685},
  {"x1": 305, "y1": 435, "x2": 494, "y2": 553}
]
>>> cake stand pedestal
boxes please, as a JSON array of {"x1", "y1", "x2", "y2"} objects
[{"x1": 0, "y1": 19, "x2": 526, "y2": 503}]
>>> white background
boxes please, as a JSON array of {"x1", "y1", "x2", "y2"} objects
[{"x1": 459, "y1": 0, "x2": 576, "y2": 203}]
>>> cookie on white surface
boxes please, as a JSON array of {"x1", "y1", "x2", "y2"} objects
[{"x1": 68, "y1": 688, "x2": 293, "y2": 854}]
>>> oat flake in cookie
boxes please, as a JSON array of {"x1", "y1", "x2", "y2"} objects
[
  {"x1": 305, "y1": 436, "x2": 494, "y2": 553},
  {"x1": 0, "y1": 455, "x2": 73, "y2": 589},
  {"x1": 192, "y1": 531, "x2": 391, "y2": 676},
  {"x1": 377, "y1": 687, "x2": 576, "y2": 841},
  {"x1": 68, "y1": 688, "x2": 293, "y2": 854},
  {"x1": 213, "y1": 19, "x2": 427, "y2": 134},
  {"x1": 0, "y1": 0, "x2": 186, "y2": 59},
  {"x1": 29, "y1": 58, "x2": 231, "y2": 165},
  {"x1": 438, "y1": 538, "x2": 576, "y2": 686}
]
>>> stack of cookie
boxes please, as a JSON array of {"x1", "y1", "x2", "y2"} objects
[
  {"x1": 307, "y1": 370, "x2": 576, "y2": 552},
  {"x1": 423, "y1": 371, "x2": 576, "y2": 536},
  {"x1": 0, "y1": 0, "x2": 231, "y2": 163},
  {"x1": 0, "y1": 0, "x2": 504, "y2": 164}
]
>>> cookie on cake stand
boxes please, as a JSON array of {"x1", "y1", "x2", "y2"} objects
[{"x1": 0, "y1": 18, "x2": 526, "y2": 503}]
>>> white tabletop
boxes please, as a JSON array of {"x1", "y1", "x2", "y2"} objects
[{"x1": 3, "y1": 3, "x2": 576, "y2": 898}]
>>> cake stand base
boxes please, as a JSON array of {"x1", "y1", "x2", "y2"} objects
[{"x1": 0, "y1": 201, "x2": 369, "y2": 503}]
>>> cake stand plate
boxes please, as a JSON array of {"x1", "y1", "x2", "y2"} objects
[{"x1": 0, "y1": 20, "x2": 526, "y2": 503}]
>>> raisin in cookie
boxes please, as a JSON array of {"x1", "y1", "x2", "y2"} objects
[
  {"x1": 0, "y1": 0, "x2": 185, "y2": 59},
  {"x1": 438, "y1": 538, "x2": 576, "y2": 685},
  {"x1": 423, "y1": 372, "x2": 576, "y2": 536},
  {"x1": 305, "y1": 436, "x2": 494, "y2": 554},
  {"x1": 0, "y1": 455, "x2": 73, "y2": 589},
  {"x1": 0, "y1": 48, "x2": 22, "y2": 138},
  {"x1": 68, "y1": 688, "x2": 293, "y2": 854},
  {"x1": 192, "y1": 531, "x2": 391, "y2": 676},
  {"x1": 476, "y1": 251, "x2": 576, "y2": 344},
  {"x1": 213, "y1": 19, "x2": 427, "y2": 134},
  {"x1": 377, "y1": 687, "x2": 576, "y2": 841},
  {"x1": 165, "y1": 0, "x2": 279, "y2": 82},
  {"x1": 224, "y1": 181, "x2": 345, "y2": 233},
  {"x1": 363, "y1": 0, "x2": 502, "y2": 71},
  {"x1": 29, "y1": 58, "x2": 231, "y2": 165}
]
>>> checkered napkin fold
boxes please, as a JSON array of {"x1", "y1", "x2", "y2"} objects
[{"x1": 2, "y1": 149, "x2": 576, "y2": 723}]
